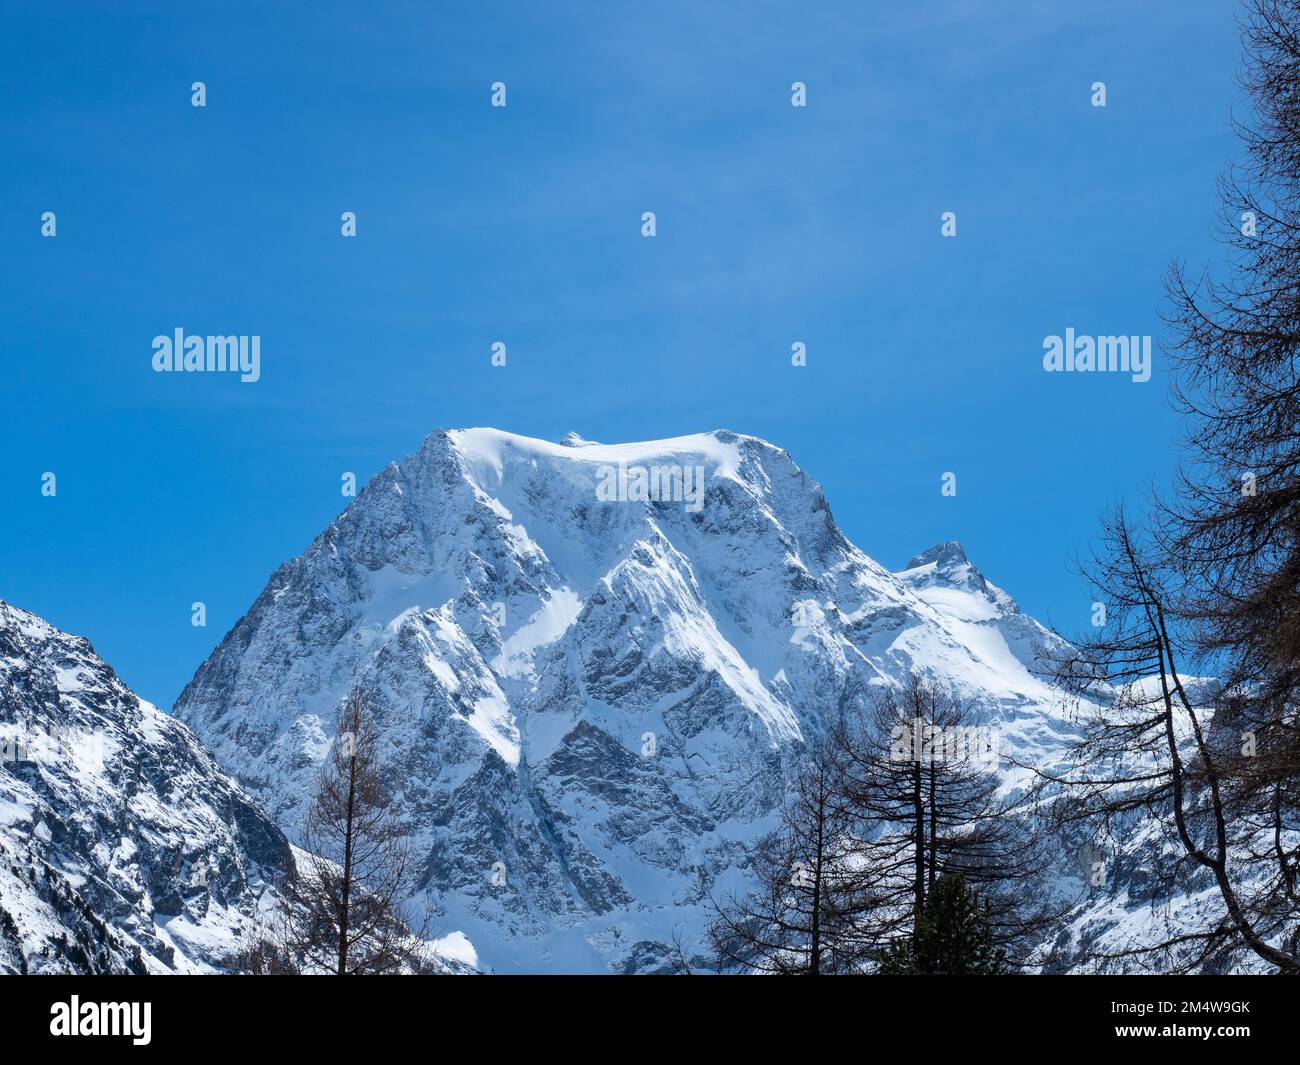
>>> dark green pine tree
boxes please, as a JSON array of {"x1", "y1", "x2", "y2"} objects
[{"x1": 878, "y1": 874, "x2": 1008, "y2": 975}]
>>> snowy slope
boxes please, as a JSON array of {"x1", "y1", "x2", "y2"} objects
[
  {"x1": 174, "y1": 427, "x2": 1087, "y2": 973},
  {"x1": 0, "y1": 600, "x2": 292, "y2": 973}
]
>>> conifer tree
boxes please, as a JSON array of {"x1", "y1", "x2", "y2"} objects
[{"x1": 878, "y1": 874, "x2": 1008, "y2": 975}]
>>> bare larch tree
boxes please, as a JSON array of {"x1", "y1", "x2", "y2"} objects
[{"x1": 279, "y1": 687, "x2": 428, "y2": 974}]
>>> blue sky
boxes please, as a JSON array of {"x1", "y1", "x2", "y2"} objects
[{"x1": 1, "y1": 1, "x2": 1243, "y2": 707}]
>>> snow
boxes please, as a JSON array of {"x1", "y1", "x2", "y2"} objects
[
  {"x1": 161, "y1": 427, "x2": 1191, "y2": 973},
  {"x1": 3, "y1": 423, "x2": 1260, "y2": 974},
  {"x1": 492, "y1": 587, "x2": 583, "y2": 679},
  {"x1": 447, "y1": 427, "x2": 747, "y2": 489},
  {"x1": 0, "y1": 422, "x2": 1271, "y2": 974},
  {"x1": 0, "y1": 598, "x2": 292, "y2": 975},
  {"x1": 459, "y1": 689, "x2": 520, "y2": 769},
  {"x1": 430, "y1": 930, "x2": 478, "y2": 967},
  {"x1": 53, "y1": 665, "x2": 85, "y2": 692}
]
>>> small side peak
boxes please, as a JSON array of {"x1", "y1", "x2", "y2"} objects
[
  {"x1": 560, "y1": 432, "x2": 599, "y2": 448},
  {"x1": 897, "y1": 540, "x2": 1018, "y2": 616},
  {"x1": 905, "y1": 540, "x2": 969, "y2": 571}
]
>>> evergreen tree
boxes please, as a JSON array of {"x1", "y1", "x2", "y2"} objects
[
  {"x1": 878, "y1": 874, "x2": 1008, "y2": 975},
  {"x1": 833, "y1": 675, "x2": 1056, "y2": 967}
]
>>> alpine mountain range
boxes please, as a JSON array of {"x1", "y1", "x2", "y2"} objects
[{"x1": 0, "y1": 427, "x2": 1238, "y2": 974}]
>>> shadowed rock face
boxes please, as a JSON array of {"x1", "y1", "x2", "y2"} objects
[
  {"x1": 0, "y1": 601, "x2": 292, "y2": 974},
  {"x1": 173, "y1": 427, "x2": 1094, "y2": 974}
]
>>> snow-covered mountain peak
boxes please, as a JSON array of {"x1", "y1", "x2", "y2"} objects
[
  {"x1": 5, "y1": 427, "x2": 1242, "y2": 974},
  {"x1": 173, "y1": 427, "x2": 1083, "y2": 972},
  {"x1": 906, "y1": 538, "x2": 971, "y2": 571},
  {"x1": 897, "y1": 539, "x2": 1019, "y2": 620}
]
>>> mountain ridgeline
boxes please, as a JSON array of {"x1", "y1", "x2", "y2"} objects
[
  {"x1": 171, "y1": 428, "x2": 1089, "y2": 973},
  {"x1": 3, "y1": 428, "x2": 1239, "y2": 973}
]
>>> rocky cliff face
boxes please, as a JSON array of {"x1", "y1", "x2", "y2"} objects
[
  {"x1": 173, "y1": 428, "x2": 1084, "y2": 973},
  {"x1": 0, "y1": 600, "x2": 292, "y2": 974}
]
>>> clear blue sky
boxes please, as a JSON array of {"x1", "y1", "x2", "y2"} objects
[{"x1": 1, "y1": 1, "x2": 1243, "y2": 707}]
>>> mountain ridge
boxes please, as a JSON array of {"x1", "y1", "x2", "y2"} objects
[
  {"x1": 2, "y1": 427, "x2": 1256, "y2": 972},
  {"x1": 172, "y1": 426, "x2": 1083, "y2": 972},
  {"x1": 0, "y1": 599, "x2": 291, "y2": 974}
]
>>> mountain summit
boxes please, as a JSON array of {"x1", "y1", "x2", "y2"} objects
[{"x1": 172, "y1": 428, "x2": 1079, "y2": 972}]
